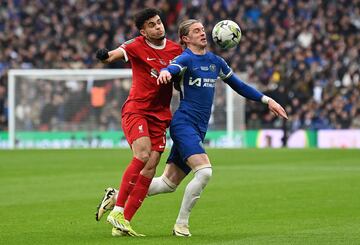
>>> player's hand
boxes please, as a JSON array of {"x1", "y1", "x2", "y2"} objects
[
  {"x1": 157, "y1": 70, "x2": 172, "y2": 85},
  {"x1": 96, "y1": 48, "x2": 109, "y2": 61},
  {"x1": 268, "y1": 99, "x2": 288, "y2": 119}
]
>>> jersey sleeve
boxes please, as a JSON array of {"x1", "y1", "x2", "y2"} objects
[
  {"x1": 217, "y1": 56, "x2": 233, "y2": 80},
  {"x1": 170, "y1": 53, "x2": 189, "y2": 68},
  {"x1": 164, "y1": 53, "x2": 190, "y2": 75},
  {"x1": 224, "y1": 74, "x2": 263, "y2": 102},
  {"x1": 118, "y1": 38, "x2": 137, "y2": 62}
]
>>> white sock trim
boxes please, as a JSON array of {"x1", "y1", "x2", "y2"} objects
[
  {"x1": 147, "y1": 176, "x2": 177, "y2": 196},
  {"x1": 161, "y1": 175, "x2": 177, "y2": 190},
  {"x1": 192, "y1": 164, "x2": 212, "y2": 172},
  {"x1": 113, "y1": 206, "x2": 124, "y2": 213}
]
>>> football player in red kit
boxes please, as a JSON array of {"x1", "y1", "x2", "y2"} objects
[{"x1": 96, "y1": 8, "x2": 182, "y2": 236}]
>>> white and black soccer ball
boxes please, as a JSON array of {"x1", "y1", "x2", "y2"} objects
[{"x1": 212, "y1": 20, "x2": 242, "y2": 49}]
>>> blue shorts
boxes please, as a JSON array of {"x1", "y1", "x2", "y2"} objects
[{"x1": 166, "y1": 112, "x2": 206, "y2": 175}]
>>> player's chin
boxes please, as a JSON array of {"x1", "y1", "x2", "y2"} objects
[
  {"x1": 200, "y1": 41, "x2": 207, "y2": 48},
  {"x1": 156, "y1": 33, "x2": 166, "y2": 40}
]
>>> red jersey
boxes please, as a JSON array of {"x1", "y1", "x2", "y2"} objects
[{"x1": 119, "y1": 36, "x2": 182, "y2": 121}]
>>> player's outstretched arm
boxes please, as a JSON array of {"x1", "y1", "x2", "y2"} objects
[
  {"x1": 96, "y1": 48, "x2": 125, "y2": 64},
  {"x1": 224, "y1": 74, "x2": 288, "y2": 119}
]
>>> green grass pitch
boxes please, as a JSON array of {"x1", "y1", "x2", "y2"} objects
[{"x1": 1, "y1": 149, "x2": 359, "y2": 244}]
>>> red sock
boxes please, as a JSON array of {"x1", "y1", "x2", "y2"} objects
[
  {"x1": 124, "y1": 174, "x2": 152, "y2": 221},
  {"x1": 115, "y1": 158, "x2": 144, "y2": 208}
]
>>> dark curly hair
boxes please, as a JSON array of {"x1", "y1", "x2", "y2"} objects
[{"x1": 134, "y1": 8, "x2": 161, "y2": 30}]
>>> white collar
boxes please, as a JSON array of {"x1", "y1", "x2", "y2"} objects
[{"x1": 145, "y1": 38, "x2": 167, "y2": 49}]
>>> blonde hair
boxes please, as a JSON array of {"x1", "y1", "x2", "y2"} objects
[{"x1": 178, "y1": 19, "x2": 200, "y2": 46}]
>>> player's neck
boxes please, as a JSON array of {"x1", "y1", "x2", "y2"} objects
[
  {"x1": 188, "y1": 46, "x2": 206, "y2": 55},
  {"x1": 146, "y1": 37, "x2": 165, "y2": 47}
]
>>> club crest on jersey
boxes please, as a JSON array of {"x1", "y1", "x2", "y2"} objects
[
  {"x1": 209, "y1": 64, "x2": 216, "y2": 72},
  {"x1": 159, "y1": 59, "x2": 167, "y2": 65}
]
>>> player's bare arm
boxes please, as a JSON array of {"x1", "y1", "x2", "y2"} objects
[{"x1": 96, "y1": 48, "x2": 125, "y2": 63}]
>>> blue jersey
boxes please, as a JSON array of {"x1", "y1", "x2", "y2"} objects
[
  {"x1": 168, "y1": 48, "x2": 232, "y2": 132},
  {"x1": 165, "y1": 48, "x2": 263, "y2": 174}
]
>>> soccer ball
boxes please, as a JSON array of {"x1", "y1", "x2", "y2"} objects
[{"x1": 212, "y1": 20, "x2": 242, "y2": 49}]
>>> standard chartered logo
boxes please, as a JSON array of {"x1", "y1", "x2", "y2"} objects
[{"x1": 189, "y1": 77, "x2": 216, "y2": 87}]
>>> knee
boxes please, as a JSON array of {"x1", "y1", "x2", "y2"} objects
[
  {"x1": 135, "y1": 150, "x2": 151, "y2": 163},
  {"x1": 196, "y1": 167, "x2": 212, "y2": 184},
  {"x1": 141, "y1": 159, "x2": 158, "y2": 178}
]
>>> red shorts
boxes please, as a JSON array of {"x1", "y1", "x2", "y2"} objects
[{"x1": 122, "y1": 113, "x2": 170, "y2": 152}]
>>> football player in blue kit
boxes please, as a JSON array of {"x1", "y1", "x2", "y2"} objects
[{"x1": 156, "y1": 19, "x2": 288, "y2": 236}]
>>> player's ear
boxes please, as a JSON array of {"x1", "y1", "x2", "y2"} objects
[
  {"x1": 140, "y1": 29, "x2": 146, "y2": 37},
  {"x1": 182, "y1": 35, "x2": 189, "y2": 43}
]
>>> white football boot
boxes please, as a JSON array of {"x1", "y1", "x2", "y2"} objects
[
  {"x1": 95, "y1": 187, "x2": 116, "y2": 221},
  {"x1": 173, "y1": 223, "x2": 192, "y2": 237}
]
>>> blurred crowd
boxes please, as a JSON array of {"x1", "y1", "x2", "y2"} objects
[{"x1": 0, "y1": 0, "x2": 359, "y2": 132}]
